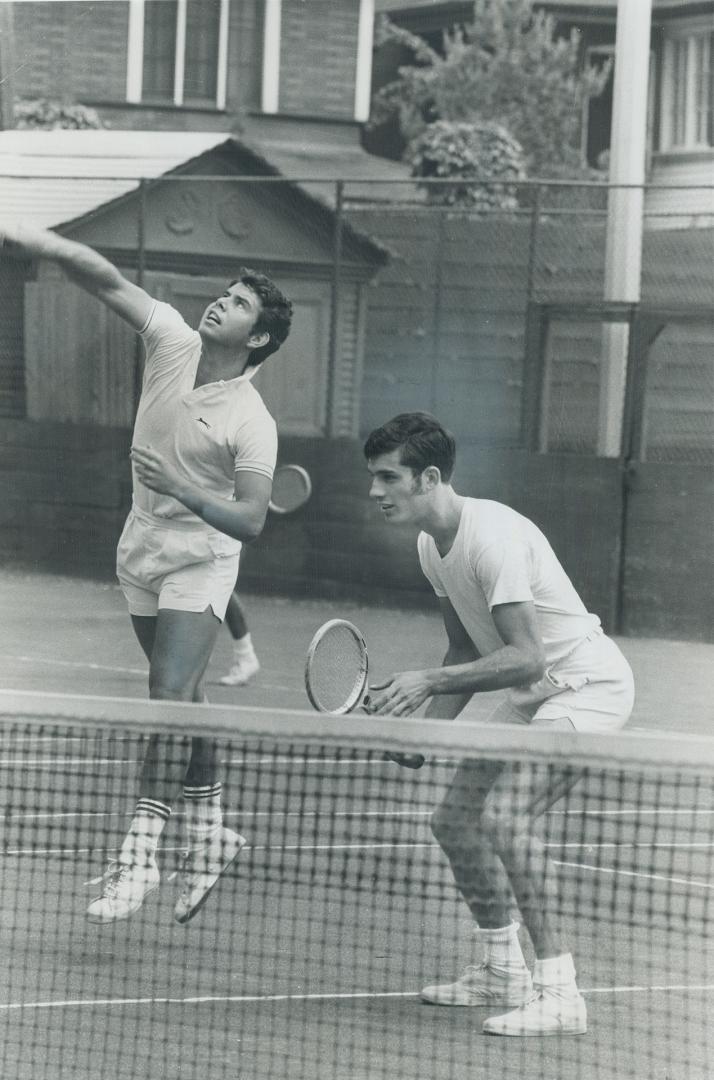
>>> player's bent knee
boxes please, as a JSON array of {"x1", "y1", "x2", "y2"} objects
[
  {"x1": 149, "y1": 681, "x2": 196, "y2": 702},
  {"x1": 478, "y1": 805, "x2": 527, "y2": 851},
  {"x1": 430, "y1": 804, "x2": 465, "y2": 850}
]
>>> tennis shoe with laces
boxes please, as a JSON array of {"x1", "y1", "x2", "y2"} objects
[
  {"x1": 482, "y1": 985, "x2": 587, "y2": 1036},
  {"x1": 85, "y1": 857, "x2": 160, "y2": 923},
  {"x1": 420, "y1": 963, "x2": 533, "y2": 1007},
  {"x1": 174, "y1": 826, "x2": 246, "y2": 924},
  {"x1": 219, "y1": 654, "x2": 260, "y2": 686}
]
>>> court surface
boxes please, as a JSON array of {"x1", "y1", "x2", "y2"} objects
[{"x1": 1, "y1": 568, "x2": 713, "y2": 1080}]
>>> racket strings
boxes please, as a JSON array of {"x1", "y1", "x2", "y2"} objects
[
  {"x1": 307, "y1": 625, "x2": 367, "y2": 713},
  {"x1": 270, "y1": 465, "x2": 311, "y2": 513}
]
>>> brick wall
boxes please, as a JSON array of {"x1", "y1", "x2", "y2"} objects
[
  {"x1": 279, "y1": 0, "x2": 360, "y2": 118},
  {"x1": 12, "y1": 1, "x2": 130, "y2": 104},
  {"x1": 11, "y1": 0, "x2": 264, "y2": 120}
]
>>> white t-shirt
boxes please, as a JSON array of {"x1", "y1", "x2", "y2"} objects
[
  {"x1": 131, "y1": 301, "x2": 278, "y2": 534},
  {"x1": 417, "y1": 498, "x2": 600, "y2": 666}
]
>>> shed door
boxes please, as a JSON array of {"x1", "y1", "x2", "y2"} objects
[{"x1": 151, "y1": 274, "x2": 330, "y2": 436}]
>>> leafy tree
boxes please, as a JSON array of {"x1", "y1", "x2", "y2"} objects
[{"x1": 370, "y1": 0, "x2": 610, "y2": 179}]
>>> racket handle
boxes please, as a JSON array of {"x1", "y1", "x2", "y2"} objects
[{"x1": 386, "y1": 751, "x2": 426, "y2": 770}]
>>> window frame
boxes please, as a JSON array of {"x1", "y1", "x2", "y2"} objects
[
  {"x1": 126, "y1": 0, "x2": 230, "y2": 110},
  {"x1": 659, "y1": 15, "x2": 714, "y2": 152}
]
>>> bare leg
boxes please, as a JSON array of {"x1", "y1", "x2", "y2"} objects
[
  {"x1": 478, "y1": 760, "x2": 583, "y2": 958},
  {"x1": 224, "y1": 592, "x2": 249, "y2": 640},
  {"x1": 220, "y1": 593, "x2": 260, "y2": 686},
  {"x1": 431, "y1": 758, "x2": 515, "y2": 927},
  {"x1": 131, "y1": 608, "x2": 221, "y2": 803}
]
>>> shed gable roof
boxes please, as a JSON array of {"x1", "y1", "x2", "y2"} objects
[{"x1": 0, "y1": 129, "x2": 389, "y2": 268}]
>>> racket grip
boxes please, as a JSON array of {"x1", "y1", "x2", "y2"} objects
[{"x1": 386, "y1": 751, "x2": 426, "y2": 770}]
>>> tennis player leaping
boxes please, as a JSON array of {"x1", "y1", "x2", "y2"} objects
[
  {"x1": 364, "y1": 413, "x2": 634, "y2": 1037},
  {"x1": 1, "y1": 222, "x2": 292, "y2": 925}
]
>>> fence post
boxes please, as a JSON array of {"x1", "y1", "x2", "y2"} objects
[
  {"x1": 326, "y1": 179, "x2": 344, "y2": 437},
  {"x1": 132, "y1": 177, "x2": 147, "y2": 416},
  {"x1": 430, "y1": 208, "x2": 447, "y2": 414},
  {"x1": 526, "y1": 183, "x2": 541, "y2": 306}
]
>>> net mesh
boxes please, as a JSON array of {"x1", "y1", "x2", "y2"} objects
[
  {"x1": 0, "y1": 691, "x2": 713, "y2": 1080},
  {"x1": 306, "y1": 623, "x2": 367, "y2": 713}
]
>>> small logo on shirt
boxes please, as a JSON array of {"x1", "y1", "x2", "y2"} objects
[{"x1": 194, "y1": 417, "x2": 211, "y2": 429}]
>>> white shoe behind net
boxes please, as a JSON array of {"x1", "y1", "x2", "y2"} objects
[{"x1": 219, "y1": 654, "x2": 260, "y2": 686}]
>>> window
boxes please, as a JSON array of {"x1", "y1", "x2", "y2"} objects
[
  {"x1": 660, "y1": 20, "x2": 714, "y2": 150},
  {"x1": 127, "y1": 0, "x2": 229, "y2": 109}
]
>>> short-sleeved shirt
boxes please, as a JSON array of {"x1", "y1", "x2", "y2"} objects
[
  {"x1": 131, "y1": 301, "x2": 278, "y2": 543},
  {"x1": 417, "y1": 498, "x2": 601, "y2": 667}
]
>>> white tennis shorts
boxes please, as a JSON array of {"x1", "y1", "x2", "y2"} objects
[
  {"x1": 490, "y1": 629, "x2": 635, "y2": 734},
  {"x1": 116, "y1": 506, "x2": 240, "y2": 620}
]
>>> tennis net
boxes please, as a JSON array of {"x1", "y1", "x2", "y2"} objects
[{"x1": 0, "y1": 689, "x2": 712, "y2": 1080}]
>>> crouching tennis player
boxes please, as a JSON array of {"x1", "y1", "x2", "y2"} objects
[
  {"x1": 1, "y1": 222, "x2": 292, "y2": 925},
  {"x1": 364, "y1": 412, "x2": 634, "y2": 1037}
]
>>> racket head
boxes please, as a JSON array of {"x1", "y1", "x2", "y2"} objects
[
  {"x1": 305, "y1": 619, "x2": 368, "y2": 714},
  {"x1": 269, "y1": 464, "x2": 312, "y2": 514}
]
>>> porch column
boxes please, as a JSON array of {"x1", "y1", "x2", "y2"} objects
[{"x1": 599, "y1": 0, "x2": 652, "y2": 456}]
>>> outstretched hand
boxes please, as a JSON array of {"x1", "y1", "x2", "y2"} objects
[
  {"x1": 130, "y1": 445, "x2": 186, "y2": 499},
  {"x1": 366, "y1": 670, "x2": 433, "y2": 717},
  {"x1": 0, "y1": 221, "x2": 47, "y2": 252}
]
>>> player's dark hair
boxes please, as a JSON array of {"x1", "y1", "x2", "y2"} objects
[
  {"x1": 363, "y1": 412, "x2": 456, "y2": 482},
  {"x1": 230, "y1": 269, "x2": 293, "y2": 367}
]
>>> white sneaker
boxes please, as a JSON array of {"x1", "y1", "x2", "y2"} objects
[
  {"x1": 219, "y1": 653, "x2": 260, "y2": 686},
  {"x1": 86, "y1": 858, "x2": 160, "y2": 923},
  {"x1": 420, "y1": 963, "x2": 533, "y2": 1007},
  {"x1": 483, "y1": 986, "x2": 587, "y2": 1036},
  {"x1": 174, "y1": 826, "x2": 246, "y2": 924}
]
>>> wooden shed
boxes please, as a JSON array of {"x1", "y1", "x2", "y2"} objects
[{"x1": 3, "y1": 130, "x2": 388, "y2": 438}]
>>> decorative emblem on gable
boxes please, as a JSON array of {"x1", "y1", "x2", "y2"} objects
[
  {"x1": 217, "y1": 192, "x2": 251, "y2": 240},
  {"x1": 165, "y1": 190, "x2": 201, "y2": 235}
]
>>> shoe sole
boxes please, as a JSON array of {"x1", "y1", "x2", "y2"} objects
[
  {"x1": 174, "y1": 837, "x2": 246, "y2": 925},
  {"x1": 86, "y1": 880, "x2": 160, "y2": 925},
  {"x1": 483, "y1": 1020, "x2": 587, "y2": 1036},
  {"x1": 421, "y1": 995, "x2": 532, "y2": 1007}
]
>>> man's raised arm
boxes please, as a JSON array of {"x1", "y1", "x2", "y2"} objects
[{"x1": 0, "y1": 221, "x2": 153, "y2": 332}]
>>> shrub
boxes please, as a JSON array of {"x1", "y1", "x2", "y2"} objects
[
  {"x1": 15, "y1": 99, "x2": 104, "y2": 130},
  {"x1": 407, "y1": 119, "x2": 526, "y2": 209}
]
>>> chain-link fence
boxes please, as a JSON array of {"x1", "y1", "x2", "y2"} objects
[{"x1": 1, "y1": 173, "x2": 713, "y2": 463}]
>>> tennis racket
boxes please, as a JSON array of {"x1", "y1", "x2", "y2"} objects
[
  {"x1": 305, "y1": 619, "x2": 425, "y2": 768},
  {"x1": 269, "y1": 464, "x2": 312, "y2": 514}
]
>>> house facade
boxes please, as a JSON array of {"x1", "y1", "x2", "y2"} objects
[
  {"x1": 4, "y1": 0, "x2": 374, "y2": 129},
  {"x1": 0, "y1": 0, "x2": 404, "y2": 433},
  {"x1": 373, "y1": 0, "x2": 714, "y2": 224}
]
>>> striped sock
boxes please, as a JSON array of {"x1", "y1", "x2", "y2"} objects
[
  {"x1": 119, "y1": 797, "x2": 171, "y2": 866},
  {"x1": 183, "y1": 782, "x2": 222, "y2": 851}
]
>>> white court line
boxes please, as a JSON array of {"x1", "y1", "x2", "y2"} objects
[
  {"x1": 0, "y1": 757, "x2": 391, "y2": 767},
  {"x1": 5, "y1": 656, "x2": 147, "y2": 677},
  {"x1": 2, "y1": 655, "x2": 296, "y2": 694},
  {"x1": 1, "y1": 982, "x2": 713, "y2": 1012},
  {"x1": 4, "y1": 840, "x2": 713, "y2": 859},
  {"x1": 2, "y1": 808, "x2": 433, "y2": 821},
  {"x1": 555, "y1": 860, "x2": 714, "y2": 890},
  {"x1": 0, "y1": 758, "x2": 137, "y2": 767}
]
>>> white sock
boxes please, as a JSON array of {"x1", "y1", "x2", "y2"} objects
[
  {"x1": 233, "y1": 634, "x2": 255, "y2": 659},
  {"x1": 183, "y1": 782, "x2": 222, "y2": 850},
  {"x1": 533, "y1": 953, "x2": 579, "y2": 994},
  {"x1": 119, "y1": 798, "x2": 170, "y2": 865},
  {"x1": 473, "y1": 922, "x2": 528, "y2": 973}
]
